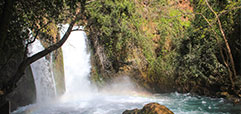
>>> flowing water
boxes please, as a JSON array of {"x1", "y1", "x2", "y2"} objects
[
  {"x1": 13, "y1": 25, "x2": 241, "y2": 114},
  {"x1": 28, "y1": 39, "x2": 56, "y2": 102}
]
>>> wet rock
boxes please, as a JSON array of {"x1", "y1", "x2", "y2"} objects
[
  {"x1": 123, "y1": 109, "x2": 139, "y2": 114},
  {"x1": 218, "y1": 92, "x2": 241, "y2": 104},
  {"x1": 229, "y1": 97, "x2": 240, "y2": 104},
  {"x1": 52, "y1": 48, "x2": 65, "y2": 95},
  {"x1": 123, "y1": 102, "x2": 174, "y2": 114},
  {"x1": 220, "y1": 92, "x2": 230, "y2": 98},
  {"x1": 40, "y1": 27, "x2": 66, "y2": 96}
]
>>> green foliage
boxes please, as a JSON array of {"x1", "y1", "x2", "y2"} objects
[
  {"x1": 0, "y1": 0, "x2": 83, "y2": 96},
  {"x1": 176, "y1": 27, "x2": 228, "y2": 81},
  {"x1": 90, "y1": 65, "x2": 105, "y2": 87},
  {"x1": 133, "y1": 0, "x2": 187, "y2": 82},
  {"x1": 86, "y1": 0, "x2": 137, "y2": 71},
  {"x1": 0, "y1": 0, "x2": 82, "y2": 49},
  {"x1": 87, "y1": 0, "x2": 241, "y2": 95},
  {"x1": 175, "y1": 0, "x2": 241, "y2": 93},
  {"x1": 87, "y1": 0, "x2": 190, "y2": 88}
]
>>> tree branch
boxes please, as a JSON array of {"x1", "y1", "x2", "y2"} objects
[
  {"x1": 218, "y1": 6, "x2": 241, "y2": 17},
  {"x1": 24, "y1": 21, "x2": 53, "y2": 56},
  {"x1": 195, "y1": 12, "x2": 234, "y2": 88},
  {"x1": 205, "y1": 0, "x2": 237, "y2": 88},
  {"x1": 1, "y1": 11, "x2": 83, "y2": 98}
]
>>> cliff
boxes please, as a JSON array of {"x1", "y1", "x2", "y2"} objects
[
  {"x1": 38, "y1": 22, "x2": 66, "y2": 96},
  {"x1": 86, "y1": 0, "x2": 241, "y2": 102}
]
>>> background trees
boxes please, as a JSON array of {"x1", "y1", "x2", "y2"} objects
[
  {"x1": 0, "y1": 0, "x2": 240, "y2": 106},
  {"x1": 87, "y1": 0, "x2": 241, "y2": 100},
  {"x1": 176, "y1": 0, "x2": 241, "y2": 97},
  {"x1": 0, "y1": 0, "x2": 86, "y2": 104}
]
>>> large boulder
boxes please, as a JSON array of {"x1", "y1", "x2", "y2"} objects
[{"x1": 123, "y1": 102, "x2": 174, "y2": 114}]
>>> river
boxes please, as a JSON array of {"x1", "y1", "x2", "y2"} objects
[{"x1": 12, "y1": 25, "x2": 241, "y2": 114}]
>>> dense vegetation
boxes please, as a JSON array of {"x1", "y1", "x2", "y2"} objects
[
  {"x1": 0, "y1": 0, "x2": 85, "y2": 106},
  {"x1": 176, "y1": 0, "x2": 241, "y2": 98},
  {"x1": 86, "y1": 0, "x2": 241, "y2": 102},
  {"x1": 0, "y1": 0, "x2": 240, "y2": 108}
]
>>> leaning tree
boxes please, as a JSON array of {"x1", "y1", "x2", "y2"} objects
[{"x1": 0, "y1": 0, "x2": 87, "y2": 105}]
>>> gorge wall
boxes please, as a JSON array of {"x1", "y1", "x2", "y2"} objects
[
  {"x1": 0, "y1": 22, "x2": 66, "y2": 110},
  {"x1": 87, "y1": 0, "x2": 193, "y2": 92},
  {"x1": 86, "y1": 0, "x2": 241, "y2": 102},
  {"x1": 38, "y1": 22, "x2": 65, "y2": 96}
]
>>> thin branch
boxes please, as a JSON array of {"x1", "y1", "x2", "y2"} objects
[
  {"x1": 24, "y1": 21, "x2": 53, "y2": 56},
  {"x1": 176, "y1": 1, "x2": 239, "y2": 88},
  {"x1": 2, "y1": 10, "x2": 84, "y2": 99},
  {"x1": 205, "y1": 0, "x2": 236, "y2": 88},
  {"x1": 218, "y1": 6, "x2": 241, "y2": 17},
  {"x1": 86, "y1": 0, "x2": 96, "y2": 5}
]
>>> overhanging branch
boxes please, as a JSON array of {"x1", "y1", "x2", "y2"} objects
[
  {"x1": 2, "y1": 11, "x2": 84, "y2": 98},
  {"x1": 24, "y1": 21, "x2": 53, "y2": 56}
]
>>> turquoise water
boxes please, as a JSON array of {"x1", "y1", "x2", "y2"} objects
[
  {"x1": 12, "y1": 92, "x2": 240, "y2": 114},
  {"x1": 14, "y1": 26, "x2": 240, "y2": 114}
]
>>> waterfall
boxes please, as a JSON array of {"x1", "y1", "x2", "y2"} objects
[
  {"x1": 12, "y1": 25, "x2": 241, "y2": 114},
  {"x1": 28, "y1": 40, "x2": 57, "y2": 102},
  {"x1": 61, "y1": 25, "x2": 95, "y2": 100}
]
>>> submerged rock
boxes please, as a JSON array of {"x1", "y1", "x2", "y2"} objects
[{"x1": 123, "y1": 102, "x2": 174, "y2": 114}]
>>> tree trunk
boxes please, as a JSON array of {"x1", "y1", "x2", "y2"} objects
[
  {"x1": 0, "y1": 0, "x2": 15, "y2": 48},
  {"x1": 0, "y1": 0, "x2": 87, "y2": 110},
  {"x1": 3, "y1": 15, "x2": 78, "y2": 96}
]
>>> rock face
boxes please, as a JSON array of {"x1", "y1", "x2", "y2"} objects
[
  {"x1": 52, "y1": 48, "x2": 65, "y2": 95},
  {"x1": 0, "y1": 23, "x2": 66, "y2": 111},
  {"x1": 7, "y1": 66, "x2": 36, "y2": 111},
  {"x1": 87, "y1": 0, "x2": 178, "y2": 93},
  {"x1": 40, "y1": 25, "x2": 65, "y2": 96},
  {"x1": 123, "y1": 103, "x2": 174, "y2": 114}
]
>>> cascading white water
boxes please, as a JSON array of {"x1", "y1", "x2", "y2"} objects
[
  {"x1": 61, "y1": 25, "x2": 96, "y2": 100},
  {"x1": 13, "y1": 25, "x2": 241, "y2": 114},
  {"x1": 28, "y1": 39, "x2": 57, "y2": 102},
  {"x1": 49, "y1": 52, "x2": 57, "y2": 95}
]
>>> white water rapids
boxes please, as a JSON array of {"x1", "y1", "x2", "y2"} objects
[{"x1": 13, "y1": 25, "x2": 241, "y2": 114}]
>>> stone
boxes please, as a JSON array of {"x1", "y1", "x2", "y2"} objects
[
  {"x1": 123, "y1": 109, "x2": 139, "y2": 114},
  {"x1": 123, "y1": 102, "x2": 174, "y2": 114},
  {"x1": 220, "y1": 92, "x2": 230, "y2": 98}
]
